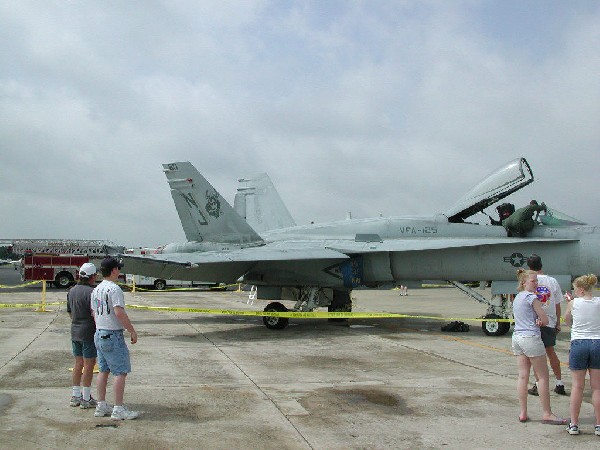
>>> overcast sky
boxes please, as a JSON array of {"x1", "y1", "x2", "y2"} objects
[{"x1": 1, "y1": 0, "x2": 599, "y2": 248}]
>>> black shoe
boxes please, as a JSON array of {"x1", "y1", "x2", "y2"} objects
[
  {"x1": 441, "y1": 322, "x2": 457, "y2": 331},
  {"x1": 528, "y1": 384, "x2": 539, "y2": 396},
  {"x1": 554, "y1": 385, "x2": 568, "y2": 396},
  {"x1": 441, "y1": 321, "x2": 468, "y2": 332}
]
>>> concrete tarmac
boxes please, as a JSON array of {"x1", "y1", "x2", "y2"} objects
[{"x1": 1, "y1": 267, "x2": 598, "y2": 449}]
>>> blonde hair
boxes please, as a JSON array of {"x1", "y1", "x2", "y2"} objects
[
  {"x1": 516, "y1": 269, "x2": 538, "y2": 292},
  {"x1": 573, "y1": 274, "x2": 598, "y2": 294}
]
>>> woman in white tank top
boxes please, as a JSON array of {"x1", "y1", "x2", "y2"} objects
[{"x1": 564, "y1": 274, "x2": 600, "y2": 436}]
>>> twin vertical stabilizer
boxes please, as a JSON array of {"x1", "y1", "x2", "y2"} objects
[
  {"x1": 163, "y1": 162, "x2": 263, "y2": 245},
  {"x1": 234, "y1": 173, "x2": 296, "y2": 232}
]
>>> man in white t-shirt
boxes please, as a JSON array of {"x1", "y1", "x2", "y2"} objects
[
  {"x1": 526, "y1": 254, "x2": 567, "y2": 396},
  {"x1": 91, "y1": 257, "x2": 139, "y2": 420}
]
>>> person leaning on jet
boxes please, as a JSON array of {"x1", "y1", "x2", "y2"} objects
[{"x1": 502, "y1": 200, "x2": 547, "y2": 237}]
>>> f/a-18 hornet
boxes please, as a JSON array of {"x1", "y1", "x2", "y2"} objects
[{"x1": 121, "y1": 158, "x2": 599, "y2": 334}]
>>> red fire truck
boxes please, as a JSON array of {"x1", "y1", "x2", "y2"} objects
[
  {"x1": 14, "y1": 239, "x2": 124, "y2": 288},
  {"x1": 22, "y1": 253, "x2": 92, "y2": 288}
]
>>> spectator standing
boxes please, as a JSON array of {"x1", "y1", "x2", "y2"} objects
[
  {"x1": 511, "y1": 269, "x2": 567, "y2": 425},
  {"x1": 67, "y1": 263, "x2": 98, "y2": 409},
  {"x1": 564, "y1": 274, "x2": 600, "y2": 436},
  {"x1": 525, "y1": 254, "x2": 567, "y2": 396},
  {"x1": 91, "y1": 257, "x2": 139, "y2": 420}
]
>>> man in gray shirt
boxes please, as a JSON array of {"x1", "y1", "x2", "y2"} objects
[{"x1": 67, "y1": 262, "x2": 97, "y2": 409}]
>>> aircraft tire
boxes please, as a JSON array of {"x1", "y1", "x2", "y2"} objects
[
  {"x1": 153, "y1": 279, "x2": 167, "y2": 290},
  {"x1": 482, "y1": 314, "x2": 510, "y2": 336},
  {"x1": 54, "y1": 271, "x2": 74, "y2": 289},
  {"x1": 263, "y1": 301, "x2": 289, "y2": 330}
]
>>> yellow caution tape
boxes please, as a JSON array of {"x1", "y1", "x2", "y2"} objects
[
  {"x1": 0, "y1": 300, "x2": 521, "y2": 323},
  {"x1": 68, "y1": 364, "x2": 100, "y2": 373},
  {"x1": 0, "y1": 300, "x2": 516, "y2": 322},
  {"x1": 0, "y1": 301, "x2": 64, "y2": 308},
  {"x1": 126, "y1": 304, "x2": 514, "y2": 322},
  {"x1": 0, "y1": 280, "x2": 43, "y2": 289}
]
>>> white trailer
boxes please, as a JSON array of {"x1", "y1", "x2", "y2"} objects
[
  {"x1": 125, "y1": 273, "x2": 205, "y2": 290},
  {"x1": 124, "y1": 248, "x2": 210, "y2": 290}
]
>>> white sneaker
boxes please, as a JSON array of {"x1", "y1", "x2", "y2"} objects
[
  {"x1": 111, "y1": 406, "x2": 139, "y2": 420},
  {"x1": 94, "y1": 402, "x2": 113, "y2": 417}
]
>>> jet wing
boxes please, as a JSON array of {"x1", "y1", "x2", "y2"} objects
[
  {"x1": 120, "y1": 247, "x2": 349, "y2": 282},
  {"x1": 326, "y1": 237, "x2": 579, "y2": 254}
]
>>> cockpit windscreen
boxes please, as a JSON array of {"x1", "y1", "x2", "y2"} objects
[{"x1": 539, "y1": 208, "x2": 586, "y2": 227}]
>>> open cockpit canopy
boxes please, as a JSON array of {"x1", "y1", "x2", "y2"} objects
[{"x1": 446, "y1": 158, "x2": 534, "y2": 223}]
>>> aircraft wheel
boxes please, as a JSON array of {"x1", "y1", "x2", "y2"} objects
[
  {"x1": 54, "y1": 271, "x2": 74, "y2": 289},
  {"x1": 153, "y1": 279, "x2": 167, "y2": 290},
  {"x1": 482, "y1": 314, "x2": 510, "y2": 336},
  {"x1": 263, "y1": 301, "x2": 289, "y2": 330}
]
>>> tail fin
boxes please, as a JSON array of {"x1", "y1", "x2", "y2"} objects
[
  {"x1": 234, "y1": 173, "x2": 296, "y2": 232},
  {"x1": 163, "y1": 162, "x2": 263, "y2": 244}
]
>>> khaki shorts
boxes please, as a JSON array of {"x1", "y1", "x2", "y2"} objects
[{"x1": 512, "y1": 334, "x2": 546, "y2": 358}]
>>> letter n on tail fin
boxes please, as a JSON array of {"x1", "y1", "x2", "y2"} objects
[{"x1": 162, "y1": 162, "x2": 263, "y2": 245}]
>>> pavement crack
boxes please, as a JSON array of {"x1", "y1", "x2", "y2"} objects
[
  {"x1": 0, "y1": 304, "x2": 62, "y2": 373},
  {"x1": 179, "y1": 313, "x2": 314, "y2": 449},
  {"x1": 389, "y1": 338, "x2": 511, "y2": 379}
]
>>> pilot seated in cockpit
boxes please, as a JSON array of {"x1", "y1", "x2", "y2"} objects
[
  {"x1": 502, "y1": 200, "x2": 547, "y2": 237},
  {"x1": 490, "y1": 203, "x2": 515, "y2": 226}
]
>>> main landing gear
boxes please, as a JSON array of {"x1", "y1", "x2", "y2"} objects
[
  {"x1": 263, "y1": 302, "x2": 289, "y2": 330},
  {"x1": 262, "y1": 287, "x2": 352, "y2": 330},
  {"x1": 448, "y1": 281, "x2": 513, "y2": 336}
]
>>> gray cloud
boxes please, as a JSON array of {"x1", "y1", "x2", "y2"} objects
[{"x1": 1, "y1": 1, "x2": 599, "y2": 247}]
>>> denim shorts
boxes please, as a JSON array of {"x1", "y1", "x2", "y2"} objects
[
  {"x1": 72, "y1": 339, "x2": 97, "y2": 359},
  {"x1": 569, "y1": 339, "x2": 600, "y2": 370},
  {"x1": 94, "y1": 329, "x2": 131, "y2": 375},
  {"x1": 512, "y1": 334, "x2": 546, "y2": 357}
]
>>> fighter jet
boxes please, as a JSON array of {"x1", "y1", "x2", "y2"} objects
[{"x1": 121, "y1": 158, "x2": 599, "y2": 334}]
